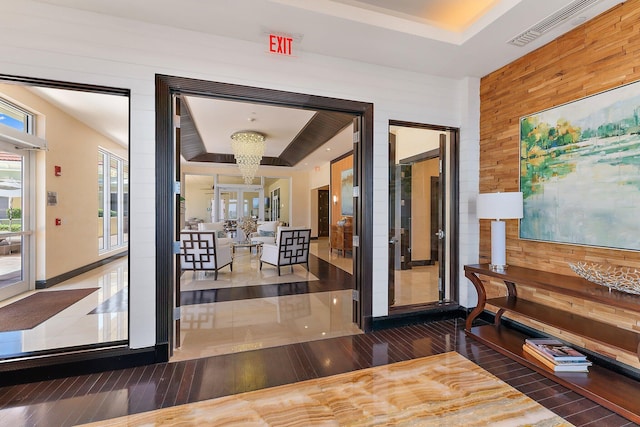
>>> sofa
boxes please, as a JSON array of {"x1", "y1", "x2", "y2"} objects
[
  {"x1": 249, "y1": 220, "x2": 280, "y2": 245},
  {"x1": 197, "y1": 222, "x2": 233, "y2": 246}
]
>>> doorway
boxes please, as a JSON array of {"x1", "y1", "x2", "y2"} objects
[
  {"x1": 318, "y1": 189, "x2": 329, "y2": 237},
  {"x1": 388, "y1": 122, "x2": 459, "y2": 312},
  {"x1": 155, "y1": 75, "x2": 374, "y2": 360},
  {"x1": 0, "y1": 75, "x2": 130, "y2": 361},
  {"x1": 0, "y1": 145, "x2": 30, "y2": 302}
]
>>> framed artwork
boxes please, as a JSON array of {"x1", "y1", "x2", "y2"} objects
[
  {"x1": 341, "y1": 168, "x2": 353, "y2": 216},
  {"x1": 520, "y1": 80, "x2": 640, "y2": 251}
]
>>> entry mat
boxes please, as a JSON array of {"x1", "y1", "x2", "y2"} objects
[
  {"x1": 80, "y1": 351, "x2": 572, "y2": 426},
  {"x1": 0, "y1": 288, "x2": 98, "y2": 332}
]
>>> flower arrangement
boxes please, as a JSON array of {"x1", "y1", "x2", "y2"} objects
[{"x1": 237, "y1": 216, "x2": 257, "y2": 242}]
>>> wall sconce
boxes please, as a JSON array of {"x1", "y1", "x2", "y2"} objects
[
  {"x1": 333, "y1": 195, "x2": 338, "y2": 205},
  {"x1": 476, "y1": 192, "x2": 523, "y2": 272}
]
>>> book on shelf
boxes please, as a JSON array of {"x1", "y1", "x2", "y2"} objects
[
  {"x1": 522, "y1": 344, "x2": 592, "y2": 372},
  {"x1": 524, "y1": 338, "x2": 588, "y2": 362}
]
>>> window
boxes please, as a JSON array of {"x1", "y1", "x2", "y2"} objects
[
  {"x1": 0, "y1": 98, "x2": 33, "y2": 134},
  {"x1": 98, "y1": 149, "x2": 128, "y2": 252}
]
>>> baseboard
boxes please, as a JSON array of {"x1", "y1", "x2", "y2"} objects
[
  {"x1": 371, "y1": 303, "x2": 463, "y2": 331},
  {"x1": 36, "y1": 250, "x2": 128, "y2": 289},
  {"x1": 0, "y1": 343, "x2": 162, "y2": 386},
  {"x1": 410, "y1": 260, "x2": 435, "y2": 266}
]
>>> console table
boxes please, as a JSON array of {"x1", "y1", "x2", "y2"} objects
[
  {"x1": 330, "y1": 223, "x2": 352, "y2": 257},
  {"x1": 464, "y1": 263, "x2": 640, "y2": 423}
]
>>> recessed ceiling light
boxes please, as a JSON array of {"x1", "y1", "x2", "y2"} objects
[{"x1": 326, "y1": 147, "x2": 331, "y2": 151}]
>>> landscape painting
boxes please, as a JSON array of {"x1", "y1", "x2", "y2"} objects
[
  {"x1": 520, "y1": 80, "x2": 640, "y2": 251},
  {"x1": 341, "y1": 168, "x2": 353, "y2": 216}
]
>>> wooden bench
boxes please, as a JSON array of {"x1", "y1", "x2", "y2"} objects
[{"x1": 464, "y1": 263, "x2": 640, "y2": 423}]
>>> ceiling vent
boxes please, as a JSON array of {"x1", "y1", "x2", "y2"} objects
[{"x1": 507, "y1": 0, "x2": 601, "y2": 47}]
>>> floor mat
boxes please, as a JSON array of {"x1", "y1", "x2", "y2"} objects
[{"x1": 0, "y1": 288, "x2": 99, "y2": 332}]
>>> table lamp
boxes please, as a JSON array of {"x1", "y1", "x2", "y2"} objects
[{"x1": 476, "y1": 192, "x2": 523, "y2": 272}]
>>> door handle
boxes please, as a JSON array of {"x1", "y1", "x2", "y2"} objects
[{"x1": 435, "y1": 230, "x2": 445, "y2": 239}]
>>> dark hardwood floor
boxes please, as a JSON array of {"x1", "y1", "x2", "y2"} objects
[{"x1": 0, "y1": 318, "x2": 636, "y2": 426}]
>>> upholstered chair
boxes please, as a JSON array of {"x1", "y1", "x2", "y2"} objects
[
  {"x1": 180, "y1": 231, "x2": 233, "y2": 280},
  {"x1": 260, "y1": 228, "x2": 311, "y2": 275}
]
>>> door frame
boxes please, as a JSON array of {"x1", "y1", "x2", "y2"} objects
[
  {"x1": 388, "y1": 120, "x2": 460, "y2": 311},
  {"x1": 0, "y1": 143, "x2": 32, "y2": 301},
  {"x1": 318, "y1": 189, "x2": 329, "y2": 237},
  {"x1": 155, "y1": 74, "x2": 374, "y2": 359}
]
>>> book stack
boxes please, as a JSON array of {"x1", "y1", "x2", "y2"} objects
[{"x1": 522, "y1": 338, "x2": 592, "y2": 372}]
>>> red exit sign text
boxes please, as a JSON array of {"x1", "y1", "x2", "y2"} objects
[{"x1": 269, "y1": 34, "x2": 293, "y2": 56}]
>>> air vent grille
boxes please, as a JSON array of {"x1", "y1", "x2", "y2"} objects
[{"x1": 507, "y1": 0, "x2": 601, "y2": 47}]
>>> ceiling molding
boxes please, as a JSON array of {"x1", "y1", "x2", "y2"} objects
[
  {"x1": 188, "y1": 153, "x2": 290, "y2": 166},
  {"x1": 278, "y1": 111, "x2": 355, "y2": 166},
  {"x1": 180, "y1": 104, "x2": 354, "y2": 167},
  {"x1": 179, "y1": 98, "x2": 207, "y2": 161}
]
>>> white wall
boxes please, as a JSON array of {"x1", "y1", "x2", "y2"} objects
[
  {"x1": 289, "y1": 172, "x2": 310, "y2": 227},
  {"x1": 309, "y1": 163, "x2": 330, "y2": 190},
  {"x1": 458, "y1": 78, "x2": 481, "y2": 308},
  {"x1": 1, "y1": 0, "x2": 480, "y2": 348},
  {"x1": 394, "y1": 128, "x2": 441, "y2": 162},
  {"x1": 183, "y1": 174, "x2": 214, "y2": 223}
]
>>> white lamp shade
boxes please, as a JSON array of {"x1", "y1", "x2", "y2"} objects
[{"x1": 477, "y1": 192, "x2": 523, "y2": 220}]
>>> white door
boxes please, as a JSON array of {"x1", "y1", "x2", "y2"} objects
[{"x1": 0, "y1": 143, "x2": 32, "y2": 301}]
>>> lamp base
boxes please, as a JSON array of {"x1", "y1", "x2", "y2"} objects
[
  {"x1": 489, "y1": 263, "x2": 507, "y2": 272},
  {"x1": 489, "y1": 220, "x2": 507, "y2": 273}
]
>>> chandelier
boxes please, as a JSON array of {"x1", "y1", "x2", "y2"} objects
[{"x1": 230, "y1": 130, "x2": 266, "y2": 184}]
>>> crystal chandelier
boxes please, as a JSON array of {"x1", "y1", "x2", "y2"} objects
[{"x1": 230, "y1": 130, "x2": 266, "y2": 184}]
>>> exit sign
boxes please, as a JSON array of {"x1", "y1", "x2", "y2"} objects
[{"x1": 269, "y1": 34, "x2": 293, "y2": 56}]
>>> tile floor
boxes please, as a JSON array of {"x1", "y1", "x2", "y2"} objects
[
  {"x1": 0, "y1": 238, "x2": 361, "y2": 362},
  {"x1": 173, "y1": 238, "x2": 361, "y2": 361},
  {"x1": 79, "y1": 352, "x2": 573, "y2": 426},
  {"x1": 393, "y1": 264, "x2": 441, "y2": 306},
  {"x1": 0, "y1": 237, "x2": 447, "y2": 362},
  {"x1": 0, "y1": 257, "x2": 128, "y2": 359}
]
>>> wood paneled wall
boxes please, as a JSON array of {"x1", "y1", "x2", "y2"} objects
[
  {"x1": 412, "y1": 158, "x2": 438, "y2": 262},
  {"x1": 330, "y1": 154, "x2": 353, "y2": 225},
  {"x1": 479, "y1": 0, "x2": 640, "y2": 369}
]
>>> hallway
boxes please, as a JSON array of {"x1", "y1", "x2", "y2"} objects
[{"x1": 173, "y1": 237, "x2": 361, "y2": 361}]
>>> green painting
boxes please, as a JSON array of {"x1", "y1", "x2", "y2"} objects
[
  {"x1": 341, "y1": 168, "x2": 353, "y2": 216},
  {"x1": 520, "y1": 80, "x2": 640, "y2": 250}
]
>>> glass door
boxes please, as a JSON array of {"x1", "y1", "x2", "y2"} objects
[
  {"x1": 388, "y1": 124, "x2": 449, "y2": 310},
  {"x1": 0, "y1": 145, "x2": 30, "y2": 301},
  {"x1": 98, "y1": 150, "x2": 128, "y2": 252},
  {"x1": 242, "y1": 190, "x2": 261, "y2": 218}
]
